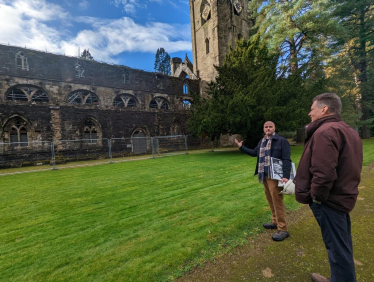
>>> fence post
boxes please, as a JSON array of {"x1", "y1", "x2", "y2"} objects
[
  {"x1": 108, "y1": 139, "x2": 113, "y2": 164},
  {"x1": 151, "y1": 137, "x2": 155, "y2": 159},
  {"x1": 51, "y1": 142, "x2": 57, "y2": 170},
  {"x1": 184, "y1": 135, "x2": 189, "y2": 154},
  {"x1": 156, "y1": 137, "x2": 160, "y2": 156}
]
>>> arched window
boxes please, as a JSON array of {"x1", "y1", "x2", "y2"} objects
[
  {"x1": 6, "y1": 85, "x2": 49, "y2": 103},
  {"x1": 31, "y1": 90, "x2": 49, "y2": 102},
  {"x1": 113, "y1": 94, "x2": 137, "y2": 108},
  {"x1": 149, "y1": 97, "x2": 169, "y2": 110},
  {"x1": 171, "y1": 120, "x2": 181, "y2": 136},
  {"x1": 183, "y1": 81, "x2": 189, "y2": 94},
  {"x1": 15, "y1": 51, "x2": 29, "y2": 71},
  {"x1": 123, "y1": 69, "x2": 130, "y2": 84},
  {"x1": 82, "y1": 119, "x2": 100, "y2": 143},
  {"x1": 182, "y1": 99, "x2": 192, "y2": 110},
  {"x1": 67, "y1": 90, "x2": 99, "y2": 106},
  {"x1": 205, "y1": 38, "x2": 210, "y2": 54},
  {"x1": 75, "y1": 62, "x2": 85, "y2": 78},
  {"x1": 4, "y1": 117, "x2": 29, "y2": 147},
  {"x1": 149, "y1": 100, "x2": 158, "y2": 109}
]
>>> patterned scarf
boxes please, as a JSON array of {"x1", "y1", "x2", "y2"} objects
[{"x1": 258, "y1": 134, "x2": 273, "y2": 183}]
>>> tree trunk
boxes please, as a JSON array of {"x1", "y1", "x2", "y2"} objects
[
  {"x1": 357, "y1": 9, "x2": 371, "y2": 138},
  {"x1": 289, "y1": 39, "x2": 298, "y2": 74}
]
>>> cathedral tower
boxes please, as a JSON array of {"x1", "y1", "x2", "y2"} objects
[{"x1": 189, "y1": 0, "x2": 250, "y2": 82}]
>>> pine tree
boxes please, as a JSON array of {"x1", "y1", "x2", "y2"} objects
[
  {"x1": 154, "y1": 48, "x2": 171, "y2": 75},
  {"x1": 249, "y1": 0, "x2": 340, "y2": 75},
  {"x1": 80, "y1": 49, "x2": 94, "y2": 60}
]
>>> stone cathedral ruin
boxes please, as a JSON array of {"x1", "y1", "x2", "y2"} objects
[{"x1": 0, "y1": 0, "x2": 249, "y2": 167}]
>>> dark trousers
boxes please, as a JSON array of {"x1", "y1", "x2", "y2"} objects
[{"x1": 309, "y1": 202, "x2": 356, "y2": 282}]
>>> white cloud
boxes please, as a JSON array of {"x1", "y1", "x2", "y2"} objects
[
  {"x1": 61, "y1": 17, "x2": 191, "y2": 63},
  {"x1": 110, "y1": 0, "x2": 145, "y2": 14},
  {"x1": 0, "y1": 0, "x2": 64, "y2": 51},
  {"x1": 78, "y1": 0, "x2": 89, "y2": 10},
  {"x1": 124, "y1": 4, "x2": 136, "y2": 14},
  {"x1": 11, "y1": 0, "x2": 68, "y2": 21},
  {"x1": 0, "y1": 0, "x2": 191, "y2": 65}
]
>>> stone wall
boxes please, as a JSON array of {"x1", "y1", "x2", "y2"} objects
[
  {"x1": 0, "y1": 44, "x2": 201, "y2": 168},
  {"x1": 189, "y1": 0, "x2": 250, "y2": 84}
]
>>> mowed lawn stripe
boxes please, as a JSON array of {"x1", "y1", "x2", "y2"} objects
[{"x1": 1, "y1": 141, "x2": 373, "y2": 282}]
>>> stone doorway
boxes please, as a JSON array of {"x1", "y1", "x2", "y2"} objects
[{"x1": 132, "y1": 130, "x2": 147, "y2": 154}]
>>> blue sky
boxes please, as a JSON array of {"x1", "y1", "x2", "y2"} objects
[{"x1": 0, "y1": 0, "x2": 193, "y2": 72}]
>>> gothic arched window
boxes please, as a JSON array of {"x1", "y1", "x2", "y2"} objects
[
  {"x1": 182, "y1": 99, "x2": 192, "y2": 110},
  {"x1": 4, "y1": 117, "x2": 29, "y2": 147},
  {"x1": 6, "y1": 85, "x2": 49, "y2": 103},
  {"x1": 123, "y1": 69, "x2": 130, "y2": 84},
  {"x1": 205, "y1": 38, "x2": 210, "y2": 54},
  {"x1": 113, "y1": 94, "x2": 137, "y2": 108},
  {"x1": 149, "y1": 97, "x2": 169, "y2": 110},
  {"x1": 75, "y1": 62, "x2": 85, "y2": 78},
  {"x1": 15, "y1": 51, "x2": 29, "y2": 71},
  {"x1": 183, "y1": 81, "x2": 189, "y2": 94},
  {"x1": 82, "y1": 119, "x2": 100, "y2": 143},
  {"x1": 67, "y1": 90, "x2": 99, "y2": 106},
  {"x1": 171, "y1": 120, "x2": 182, "y2": 136}
]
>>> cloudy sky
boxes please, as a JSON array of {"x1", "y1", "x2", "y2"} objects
[{"x1": 0, "y1": 0, "x2": 193, "y2": 71}]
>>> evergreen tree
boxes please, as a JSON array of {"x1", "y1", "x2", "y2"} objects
[
  {"x1": 188, "y1": 38, "x2": 325, "y2": 146},
  {"x1": 80, "y1": 49, "x2": 94, "y2": 60},
  {"x1": 249, "y1": 0, "x2": 340, "y2": 75},
  {"x1": 249, "y1": 0, "x2": 373, "y2": 137},
  {"x1": 330, "y1": 0, "x2": 374, "y2": 138},
  {"x1": 154, "y1": 48, "x2": 171, "y2": 75}
]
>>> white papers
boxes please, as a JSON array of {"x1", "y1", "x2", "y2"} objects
[{"x1": 269, "y1": 157, "x2": 296, "y2": 185}]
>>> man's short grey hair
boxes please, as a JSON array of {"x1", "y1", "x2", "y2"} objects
[{"x1": 312, "y1": 93, "x2": 342, "y2": 114}]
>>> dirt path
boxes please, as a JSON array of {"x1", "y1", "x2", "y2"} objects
[{"x1": 177, "y1": 165, "x2": 374, "y2": 282}]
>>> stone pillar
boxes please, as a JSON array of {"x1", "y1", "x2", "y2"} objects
[{"x1": 50, "y1": 106, "x2": 62, "y2": 149}]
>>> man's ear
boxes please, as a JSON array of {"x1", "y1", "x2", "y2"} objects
[{"x1": 323, "y1": 105, "x2": 329, "y2": 114}]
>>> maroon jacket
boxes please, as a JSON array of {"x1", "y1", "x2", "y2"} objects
[{"x1": 294, "y1": 114, "x2": 363, "y2": 213}]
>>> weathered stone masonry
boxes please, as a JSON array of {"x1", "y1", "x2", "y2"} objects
[{"x1": 0, "y1": 44, "x2": 199, "y2": 167}]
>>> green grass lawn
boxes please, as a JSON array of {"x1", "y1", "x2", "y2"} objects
[{"x1": 1, "y1": 140, "x2": 373, "y2": 282}]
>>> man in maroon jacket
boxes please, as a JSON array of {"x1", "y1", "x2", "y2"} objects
[{"x1": 294, "y1": 93, "x2": 363, "y2": 282}]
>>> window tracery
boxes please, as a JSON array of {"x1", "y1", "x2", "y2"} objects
[
  {"x1": 183, "y1": 81, "x2": 189, "y2": 94},
  {"x1": 182, "y1": 99, "x2": 192, "y2": 110},
  {"x1": 3, "y1": 117, "x2": 29, "y2": 147},
  {"x1": 15, "y1": 51, "x2": 29, "y2": 71},
  {"x1": 149, "y1": 97, "x2": 169, "y2": 110},
  {"x1": 113, "y1": 94, "x2": 137, "y2": 108},
  {"x1": 123, "y1": 70, "x2": 130, "y2": 84},
  {"x1": 75, "y1": 62, "x2": 85, "y2": 78},
  {"x1": 67, "y1": 90, "x2": 99, "y2": 105},
  {"x1": 6, "y1": 85, "x2": 49, "y2": 103},
  {"x1": 82, "y1": 119, "x2": 100, "y2": 143}
]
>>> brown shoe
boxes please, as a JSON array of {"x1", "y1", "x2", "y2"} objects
[{"x1": 311, "y1": 273, "x2": 330, "y2": 282}]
